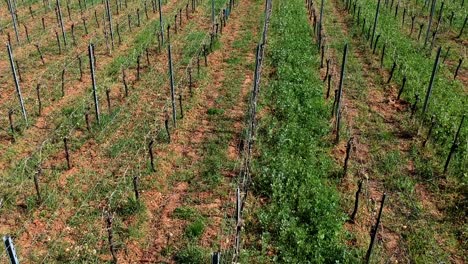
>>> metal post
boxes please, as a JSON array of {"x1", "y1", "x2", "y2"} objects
[
  {"x1": 335, "y1": 44, "x2": 348, "y2": 142},
  {"x1": 370, "y1": 0, "x2": 381, "y2": 46},
  {"x1": 168, "y1": 44, "x2": 176, "y2": 126},
  {"x1": 158, "y1": 0, "x2": 164, "y2": 45},
  {"x1": 3, "y1": 236, "x2": 19, "y2": 264},
  {"x1": 365, "y1": 193, "x2": 386, "y2": 263},
  {"x1": 88, "y1": 44, "x2": 100, "y2": 124},
  {"x1": 422, "y1": 47, "x2": 441, "y2": 115},
  {"x1": 424, "y1": 0, "x2": 436, "y2": 47},
  {"x1": 8, "y1": 0, "x2": 20, "y2": 43},
  {"x1": 7, "y1": 43, "x2": 27, "y2": 124},
  {"x1": 105, "y1": 0, "x2": 114, "y2": 49},
  {"x1": 56, "y1": 0, "x2": 67, "y2": 46}
]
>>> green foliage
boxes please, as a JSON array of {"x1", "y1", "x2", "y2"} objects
[
  {"x1": 248, "y1": 0, "x2": 356, "y2": 262},
  {"x1": 185, "y1": 218, "x2": 205, "y2": 239},
  {"x1": 174, "y1": 245, "x2": 208, "y2": 264},
  {"x1": 200, "y1": 141, "x2": 226, "y2": 185},
  {"x1": 174, "y1": 206, "x2": 198, "y2": 220},
  {"x1": 207, "y1": 107, "x2": 225, "y2": 115},
  {"x1": 404, "y1": 226, "x2": 450, "y2": 263},
  {"x1": 116, "y1": 197, "x2": 144, "y2": 217}
]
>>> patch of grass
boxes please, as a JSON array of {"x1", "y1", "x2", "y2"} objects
[
  {"x1": 116, "y1": 197, "x2": 144, "y2": 217},
  {"x1": 173, "y1": 206, "x2": 198, "y2": 220},
  {"x1": 376, "y1": 150, "x2": 402, "y2": 175},
  {"x1": 185, "y1": 218, "x2": 205, "y2": 239},
  {"x1": 174, "y1": 245, "x2": 208, "y2": 264},
  {"x1": 404, "y1": 226, "x2": 450, "y2": 263},
  {"x1": 207, "y1": 107, "x2": 224, "y2": 115},
  {"x1": 386, "y1": 174, "x2": 416, "y2": 194}
]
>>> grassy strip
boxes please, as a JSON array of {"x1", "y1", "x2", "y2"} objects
[{"x1": 243, "y1": 0, "x2": 357, "y2": 262}]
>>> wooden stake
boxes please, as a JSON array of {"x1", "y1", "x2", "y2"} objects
[
  {"x1": 454, "y1": 58, "x2": 462, "y2": 79},
  {"x1": 36, "y1": 84, "x2": 42, "y2": 116},
  {"x1": 410, "y1": 15, "x2": 416, "y2": 36},
  {"x1": 133, "y1": 176, "x2": 140, "y2": 201},
  {"x1": 422, "y1": 115, "x2": 436, "y2": 147},
  {"x1": 387, "y1": 61, "x2": 396, "y2": 84},
  {"x1": 444, "y1": 115, "x2": 465, "y2": 174},
  {"x1": 370, "y1": 0, "x2": 381, "y2": 47},
  {"x1": 23, "y1": 24, "x2": 30, "y2": 43},
  {"x1": 165, "y1": 110, "x2": 171, "y2": 143},
  {"x1": 105, "y1": 212, "x2": 118, "y2": 264},
  {"x1": 55, "y1": 30, "x2": 62, "y2": 54},
  {"x1": 34, "y1": 168, "x2": 42, "y2": 202},
  {"x1": 122, "y1": 69, "x2": 129, "y2": 97},
  {"x1": 8, "y1": 109, "x2": 15, "y2": 140},
  {"x1": 149, "y1": 139, "x2": 155, "y2": 172},
  {"x1": 71, "y1": 23, "x2": 76, "y2": 45},
  {"x1": 456, "y1": 14, "x2": 467, "y2": 38},
  {"x1": 61, "y1": 69, "x2": 66, "y2": 97},
  {"x1": 349, "y1": 180, "x2": 362, "y2": 222},
  {"x1": 106, "y1": 89, "x2": 111, "y2": 113},
  {"x1": 343, "y1": 137, "x2": 353, "y2": 176},
  {"x1": 77, "y1": 56, "x2": 83, "y2": 81},
  {"x1": 64, "y1": 137, "x2": 71, "y2": 169},
  {"x1": 380, "y1": 43, "x2": 385, "y2": 68},
  {"x1": 365, "y1": 193, "x2": 386, "y2": 263},
  {"x1": 397, "y1": 76, "x2": 406, "y2": 99},
  {"x1": 323, "y1": 59, "x2": 330, "y2": 82},
  {"x1": 137, "y1": 8, "x2": 141, "y2": 27},
  {"x1": 82, "y1": 18, "x2": 88, "y2": 34},
  {"x1": 179, "y1": 94, "x2": 184, "y2": 119},
  {"x1": 411, "y1": 93, "x2": 420, "y2": 117},
  {"x1": 373, "y1": 34, "x2": 380, "y2": 54},
  {"x1": 335, "y1": 44, "x2": 348, "y2": 143}
]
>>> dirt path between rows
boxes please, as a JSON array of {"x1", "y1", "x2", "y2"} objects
[{"x1": 138, "y1": 0, "x2": 258, "y2": 262}]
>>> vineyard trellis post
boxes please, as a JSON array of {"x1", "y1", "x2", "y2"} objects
[
  {"x1": 34, "y1": 168, "x2": 42, "y2": 202},
  {"x1": 8, "y1": 110, "x2": 15, "y2": 140},
  {"x1": 444, "y1": 115, "x2": 465, "y2": 174},
  {"x1": 422, "y1": 115, "x2": 436, "y2": 147},
  {"x1": 422, "y1": 46, "x2": 441, "y2": 115},
  {"x1": 335, "y1": 43, "x2": 348, "y2": 143},
  {"x1": 318, "y1": 0, "x2": 324, "y2": 50},
  {"x1": 168, "y1": 43, "x2": 177, "y2": 127},
  {"x1": 106, "y1": 212, "x2": 118, "y2": 263},
  {"x1": 424, "y1": 0, "x2": 436, "y2": 47},
  {"x1": 365, "y1": 193, "x2": 386, "y2": 263},
  {"x1": 158, "y1": 0, "x2": 164, "y2": 45},
  {"x1": 105, "y1": 0, "x2": 115, "y2": 49},
  {"x1": 7, "y1": 43, "x2": 28, "y2": 125},
  {"x1": 370, "y1": 0, "x2": 381, "y2": 47},
  {"x1": 349, "y1": 179, "x2": 362, "y2": 222},
  {"x1": 8, "y1": 0, "x2": 20, "y2": 43},
  {"x1": 56, "y1": 0, "x2": 67, "y2": 47},
  {"x1": 133, "y1": 176, "x2": 140, "y2": 201},
  {"x1": 3, "y1": 236, "x2": 19, "y2": 264},
  {"x1": 89, "y1": 43, "x2": 101, "y2": 124}
]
